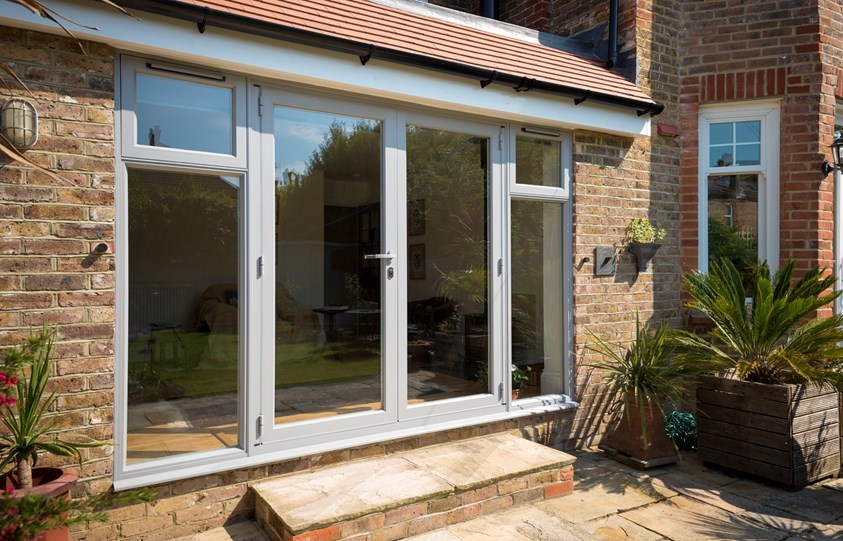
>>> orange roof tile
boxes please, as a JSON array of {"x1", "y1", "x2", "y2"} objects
[{"x1": 132, "y1": 0, "x2": 659, "y2": 113}]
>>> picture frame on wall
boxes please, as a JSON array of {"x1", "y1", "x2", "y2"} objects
[
  {"x1": 409, "y1": 244, "x2": 426, "y2": 280},
  {"x1": 408, "y1": 199, "x2": 425, "y2": 236}
]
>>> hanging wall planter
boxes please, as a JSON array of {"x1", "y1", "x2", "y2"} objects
[
  {"x1": 625, "y1": 218, "x2": 665, "y2": 273},
  {"x1": 630, "y1": 242, "x2": 662, "y2": 272}
]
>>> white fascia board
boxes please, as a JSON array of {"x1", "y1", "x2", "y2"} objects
[{"x1": 2, "y1": 0, "x2": 650, "y2": 137}]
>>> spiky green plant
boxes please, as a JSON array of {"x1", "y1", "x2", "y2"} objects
[
  {"x1": 586, "y1": 314, "x2": 702, "y2": 443},
  {"x1": 0, "y1": 328, "x2": 102, "y2": 489},
  {"x1": 673, "y1": 259, "x2": 843, "y2": 389}
]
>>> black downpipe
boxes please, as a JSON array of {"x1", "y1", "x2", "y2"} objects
[
  {"x1": 606, "y1": 0, "x2": 618, "y2": 69},
  {"x1": 481, "y1": 0, "x2": 498, "y2": 19}
]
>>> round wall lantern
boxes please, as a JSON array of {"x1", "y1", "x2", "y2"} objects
[{"x1": 1, "y1": 98, "x2": 39, "y2": 150}]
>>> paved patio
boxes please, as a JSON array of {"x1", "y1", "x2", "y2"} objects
[{"x1": 194, "y1": 447, "x2": 843, "y2": 541}]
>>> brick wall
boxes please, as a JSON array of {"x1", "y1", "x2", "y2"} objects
[
  {"x1": 678, "y1": 0, "x2": 831, "y2": 281},
  {"x1": 0, "y1": 26, "x2": 116, "y2": 495}
]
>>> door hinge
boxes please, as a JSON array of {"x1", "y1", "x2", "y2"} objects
[
  {"x1": 257, "y1": 256, "x2": 264, "y2": 278},
  {"x1": 497, "y1": 258, "x2": 503, "y2": 276},
  {"x1": 257, "y1": 415, "x2": 264, "y2": 438}
]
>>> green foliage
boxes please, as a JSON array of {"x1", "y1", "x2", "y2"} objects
[
  {"x1": 664, "y1": 411, "x2": 697, "y2": 451},
  {"x1": 128, "y1": 172, "x2": 238, "y2": 245},
  {"x1": 707, "y1": 218, "x2": 756, "y2": 289},
  {"x1": 586, "y1": 314, "x2": 703, "y2": 442},
  {"x1": 0, "y1": 329, "x2": 103, "y2": 484},
  {"x1": 511, "y1": 364, "x2": 530, "y2": 390},
  {"x1": 476, "y1": 363, "x2": 530, "y2": 390},
  {"x1": 0, "y1": 487, "x2": 155, "y2": 541},
  {"x1": 626, "y1": 218, "x2": 666, "y2": 244},
  {"x1": 673, "y1": 259, "x2": 843, "y2": 389}
]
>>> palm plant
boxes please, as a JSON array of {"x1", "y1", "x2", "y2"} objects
[
  {"x1": 0, "y1": 328, "x2": 100, "y2": 489},
  {"x1": 587, "y1": 313, "x2": 701, "y2": 443},
  {"x1": 673, "y1": 258, "x2": 843, "y2": 389}
]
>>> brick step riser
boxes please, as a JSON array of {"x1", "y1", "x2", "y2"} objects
[{"x1": 255, "y1": 465, "x2": 574, "y2": 541}]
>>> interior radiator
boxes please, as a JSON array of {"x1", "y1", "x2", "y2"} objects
[{"x1": 129, "y1": 283, "x2": 195, "y2": 332}]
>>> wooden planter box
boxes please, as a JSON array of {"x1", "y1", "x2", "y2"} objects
[{"x1": 697, "y1": 375, "x2": 840, "y2": 489}]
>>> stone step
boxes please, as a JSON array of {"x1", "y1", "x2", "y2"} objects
[{"x1": 252, "y1": 433, "x2": 576, "y2": 541}]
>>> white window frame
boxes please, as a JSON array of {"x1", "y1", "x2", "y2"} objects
[
  {"x1": 505, "y1": 127, "x2": 573, "y2": 405},
  {"x1": 698, "y1": 101, "x2": 780, "y2": 272},
  {"x1": 115, "y1": 56, "x2": 575, "y2": 490},
  {"x1": 119, "y1": 55, "x2": 248, "y2": 169}
]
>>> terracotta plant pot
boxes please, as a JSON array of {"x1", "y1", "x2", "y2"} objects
[{"x1": 1, "y1": 467, "x2": 78, "y2": 541}]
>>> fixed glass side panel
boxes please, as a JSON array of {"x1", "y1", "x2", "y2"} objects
[
  {"x1": 126, "y1": 168, "x2": 240, "y2": 463},
  {"x1": 511, "y1": 200, "x2": 564, "y2": 398},
  {"x1": 515, "y1": 136, "x2": 562, "y2": 187},
  {"x1": 136, "y1": 73, "x2": 233, "y2": 155},
  {"x1": 406, "y1": 125, "x2": 490, "y2": 404},
  {"x1": 707, "y1": 173, "x2": 759, "y2": 286},
  {"x1": 273, "y1": 106, "x2": 383, "y2": 425}
]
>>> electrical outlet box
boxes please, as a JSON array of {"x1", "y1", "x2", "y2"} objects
[{"x1": 594, "y1": 246, "x2": 616, "y2": 276}]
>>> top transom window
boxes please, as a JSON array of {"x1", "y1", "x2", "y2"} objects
[
  {"x1": 136, "y1": 73, "x2": 234, "y2": 155},
  {"x1": 709, "y1": 120, "x2": 761, "y2": 167}
]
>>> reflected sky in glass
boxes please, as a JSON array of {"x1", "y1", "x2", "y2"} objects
[{"x1": 136, "y1": 73, "x2": 233, "y2": 155}]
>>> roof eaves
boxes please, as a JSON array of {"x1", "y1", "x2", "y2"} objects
[{"x1": 116, "y1": 0, "x2": 664, "y2": 116}]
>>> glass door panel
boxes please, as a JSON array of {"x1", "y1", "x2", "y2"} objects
[
  {"x1": 126, "y1": 168, "x2": 241, "y2": 463},
  {"x1": 271, "y1": 105, "x2": 385, "y2": 427},
  {"x1": 405, "y1": 125, "x2": 492, "y2": 405}
]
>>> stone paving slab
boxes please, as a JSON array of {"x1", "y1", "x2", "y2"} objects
[
  {"x1": 253, "y1": 433, "x2": 576, "y2": 535},
  {"x1": 620, "y1": 495, "x2": 790, "y2": 541},
  {"x1": 401, "y1": 432, "x2": 575, "y2": 491},
  {"x1": 253, "y1": 456, "x2": 453, "y2": 533},
  {"x1": 582, "y1": 515, "x2": 666, "y2": 541},
  {"x1": 722, "y1": 478, "x2": 843, "y2": 525}
]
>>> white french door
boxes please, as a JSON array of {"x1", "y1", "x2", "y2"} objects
[{"x1": 254, "y1": 87, "x2": 504, "y2": 449}]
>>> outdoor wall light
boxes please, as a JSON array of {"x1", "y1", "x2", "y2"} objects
[
  {"x1": 822, "y1": 135, "x2": 843, "y2": 178},
  {"x1": 0, "y1": 98, "x2": 38, "y2": 150}
]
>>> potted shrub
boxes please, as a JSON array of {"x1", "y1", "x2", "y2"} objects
[
  {"x1": 626, "y1": 218, "x2": 666, "y2": 272},
  {"x1": 0, "y1": 329, "x2": 155, "y2": 539},
  {"x1": 588, "y1": 314, "x2": 702, "y2": 468},
  {"x1": 673, "y1": 259, "x2": 843, "y2": 488},
  {"x1": 511, "y1": 364, "x2": 530, "y2": 400}
]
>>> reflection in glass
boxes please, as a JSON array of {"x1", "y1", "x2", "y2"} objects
[
  {"x1": 735, "y1": 144, "x2": 760, "y2": 166},
  {"x1": 710, "y1": 123, "x2": 733, "y2": 145},
  {"x1": 516, "y1": 136, "x2": 561, "y2": 187},
  {"x1": 709, "y1": 121, "x2": 762, "y2": 167},
  {"x1": 511, "y1": 201, "x2": 563, "y2": 399},
  {"x1": 735, "y1": 121, "x2": 761, "y2": 143},
  {"x1": 406, "y1": 126, "x2": 489, "y2": 404},
  {"x1": 136, "y1": 73, "x2": 233, "y2": 154},
  {"x1": 127, "y1": 169, "x2": 239, "y2": 463},
  {"x1": 708, "y1": 174, "x2": 759, "y2": 287},
  {"x1": 274, "y1": 107, "x2": 383, "y2": 424}
]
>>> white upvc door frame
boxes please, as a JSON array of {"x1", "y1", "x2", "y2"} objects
[{"x1": 254, "y1": 87, "x2": 399, "y2": 449}]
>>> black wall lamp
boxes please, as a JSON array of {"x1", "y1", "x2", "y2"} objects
[{"x1": 822, "y1": 135, "x2": 843, "y2": 178}]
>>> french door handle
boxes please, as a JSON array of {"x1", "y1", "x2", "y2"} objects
[{"x1": 364, "y1": 251, "x2": 394, "y2": 261}]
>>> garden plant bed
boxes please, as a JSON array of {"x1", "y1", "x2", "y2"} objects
[{"x1": 697, "y1": 375, "x2": 840, "y2": 489}]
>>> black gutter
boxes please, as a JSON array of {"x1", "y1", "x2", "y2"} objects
[
  {"x1": 606, "y1": 0, "x2": 618, "y2": 69},
  {"x1": 117, "y1": 0, "x2": 663, "y2": 116}
]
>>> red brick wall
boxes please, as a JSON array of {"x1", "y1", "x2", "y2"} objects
[
  {"x1": 0, "y1": 26, "x2": 116, "y2": 494},
  {"x1": 678, "y1": 1, "x2": 831, "y2": 280}
]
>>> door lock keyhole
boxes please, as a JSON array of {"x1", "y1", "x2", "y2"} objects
[{"x1": 387, "y1": 267, "x2": 394, "y2": 279}]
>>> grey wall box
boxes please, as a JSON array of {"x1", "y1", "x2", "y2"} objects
[{"x1": 594, "y1": 246, "x2": 616, "y2": 276}]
